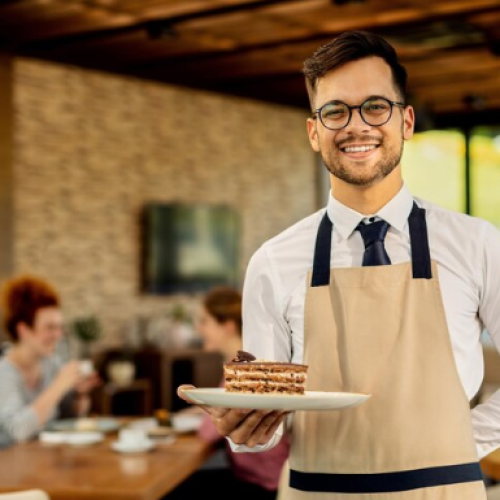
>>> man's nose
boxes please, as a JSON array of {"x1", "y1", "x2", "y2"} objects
[{"x1": 347, "y1": 108, "x2": 371, "y2": 132}]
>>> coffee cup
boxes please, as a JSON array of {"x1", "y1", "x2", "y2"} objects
[
  {"x1": 118, "y1": 428, "x2": 148, "y2": 447},
  {"x1": 79, "y1": 360, "x2": 94, "y2": 377}
]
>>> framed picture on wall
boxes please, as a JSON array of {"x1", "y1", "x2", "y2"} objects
[{"x1": 142, "y1": 203, "x2": 240, "y2": 294}]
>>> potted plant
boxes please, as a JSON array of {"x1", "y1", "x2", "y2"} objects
[{"x1": 71, "y1": 315, "x2": 102, "y2": 359}]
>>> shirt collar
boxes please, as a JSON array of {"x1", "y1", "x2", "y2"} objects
[{"x1": 326, "y1": 183, "x2": 414, "y2": 240}]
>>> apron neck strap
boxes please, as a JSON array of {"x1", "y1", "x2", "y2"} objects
[
  {"x1": 311, "y1": 202, "x2": 432, "y2": 287},
  {"x1": 408, "y1": 202, "x2": 432, "y2": 279},
  {"x1": 311, "y1": 213, "x2": 333, "y2": 287}
]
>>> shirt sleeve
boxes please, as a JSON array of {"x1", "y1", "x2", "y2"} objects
[
  {"x1": 227, "y1": 422, "x2": 285, "y2": 453},
  {"x1": 241, "y1": 245, "x2": 292, "y2": 363},
  {"x1": 471, "y1": 221, "x2": 500, "y2": 459},
  {"x1": 0, "y1": 370, "x2": 42, "y2": 443},
  {"x1": 229, "y1": 245, "x2": 292, "y2": 453}
]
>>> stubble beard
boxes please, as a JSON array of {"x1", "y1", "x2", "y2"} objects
[{"x1": 321, "y1": 136, "x2": 405, "y2": 187}]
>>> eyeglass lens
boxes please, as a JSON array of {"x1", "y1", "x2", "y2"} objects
[{"x1": 319, "y1": 98, "x2": 393, "y2": 130}]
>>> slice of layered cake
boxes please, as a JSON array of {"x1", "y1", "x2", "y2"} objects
[{"x1": 224, "y1": 351, "x2": 308, "y2": 395}]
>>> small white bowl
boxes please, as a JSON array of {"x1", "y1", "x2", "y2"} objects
[{"x1": 66, "y1": 431, "x2": 104, "y2": 446}]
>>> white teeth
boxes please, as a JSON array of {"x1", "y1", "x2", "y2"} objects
[{"x1": 344, "y1": 145, "x2": 377, "y2": 153}]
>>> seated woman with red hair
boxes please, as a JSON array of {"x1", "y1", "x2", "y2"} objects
[{"x1": 0, "y1": 275, "x2": 99, "y2": 448}]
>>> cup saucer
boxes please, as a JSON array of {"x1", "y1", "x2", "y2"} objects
[{"x1": 111, "y1": 439, "x2": 155, "y2": 454}]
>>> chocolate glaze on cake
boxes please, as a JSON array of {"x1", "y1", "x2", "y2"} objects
[{"x1": 231, "y1": 350, "x2": 256, "y2": 362}]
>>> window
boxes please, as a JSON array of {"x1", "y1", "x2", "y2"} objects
[
  {"x1": 403, "y1": 130, "x2": 465, "y2": 213},
  {"x1": 471, "y1": 127, "x2": 500, "y2": 228}
]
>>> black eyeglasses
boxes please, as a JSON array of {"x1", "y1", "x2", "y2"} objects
[{"x1": 313, "y1": 97, "x2": 405, "y2": 131}]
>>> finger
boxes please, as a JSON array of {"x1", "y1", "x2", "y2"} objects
[
  {"x1": 209, "y1": 406, "x2": 233, "y2": 419},
  {"x1": 259, "y1": 412, "x2": 290, "y2": 445},
  {"x1": 227, "y1": 410, "x2": 275, "y2": 444},
  {"x1": 177, "y1": 385, "x2": 197, "y2": 403},
  {"x1": 211, "y1": 408, "x2": 255, "y2": 436},
  {"x1": 176, "y1": 385, "x2": 225, "y2": 417},
  {"x1": 244, "y1": 411, "x2": 286, "y2": 447}
]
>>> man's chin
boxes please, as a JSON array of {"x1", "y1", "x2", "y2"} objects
[{"x1": 331, "y1": 170, "x2": 381, "y2": 188}]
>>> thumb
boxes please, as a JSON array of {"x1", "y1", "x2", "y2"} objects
[{"x1": 177, "y1": 384, "x2": 197, "y2": 403}]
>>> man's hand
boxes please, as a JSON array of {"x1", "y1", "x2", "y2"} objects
[{"x1": 177, "y1": 384, "x2": 288, "y2": 448}]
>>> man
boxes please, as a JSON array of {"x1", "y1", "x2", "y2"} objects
[{"x1": 180, "y1": 31, "x2": 500, "y2": 498}]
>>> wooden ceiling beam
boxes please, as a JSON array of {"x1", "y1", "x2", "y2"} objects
[
  {"x1": 5, "y1": 0, "x2": 500, "y2": 54},
  {"x1": 0, "y1": 0, "x2": 316, "y2": 47},
  {"x1": 124, "y1": 38, "x2": 493, "y2": 85},
  {"x1": 97, "y1": 8, "x2": 500, "y2": 80},
  {"x1": 409, "y1": 64, "x2": 500, "y2": 89},
  {"x1": 432, "y1": 96, "x2": 500, "y2": 114},
  {"x1": 417, "y1": 80, "x2": 500, "y2": 101}
]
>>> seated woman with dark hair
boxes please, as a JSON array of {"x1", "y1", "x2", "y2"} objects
[
  {"x1": 0, "y1": 275, "x2": 99, "y2": 448},
  {"x1": 168, "y1": 286, "x2": 289, "y2": 500}
]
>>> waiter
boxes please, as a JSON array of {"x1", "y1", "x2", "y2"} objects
[{"x1": 180, "y1": 31, "x2": 500, "y2": 498}]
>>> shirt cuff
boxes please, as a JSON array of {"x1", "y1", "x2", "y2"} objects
[
  {"x1": 226, "y1": 422, "x2": 284, "y2": 452},
  {"x1": 471, "y1": 401, "x2": 500, "y2": 460}
]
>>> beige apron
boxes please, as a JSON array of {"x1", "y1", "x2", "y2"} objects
[{"x1": 284, "y1": 204, "x2": 486, "y2": 499}]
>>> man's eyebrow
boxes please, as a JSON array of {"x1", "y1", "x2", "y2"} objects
[
  {"x1": 364, "y1": 94, "x2": 393, "y2": 101},
  {"x1": 319, "y1": 95, "x2": 395, "y2": 107}
]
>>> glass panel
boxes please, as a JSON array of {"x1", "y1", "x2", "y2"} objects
[
  {"x1": 470, "y1": 127, "x2": 500, "y2": 228},
  {"x1": 402, "y1": 130, "x2": 465, "y2": 213}
]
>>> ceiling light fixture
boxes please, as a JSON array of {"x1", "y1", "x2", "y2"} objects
[{"x1": 463, "y1": 94, "x2": 486, "y2": 111}]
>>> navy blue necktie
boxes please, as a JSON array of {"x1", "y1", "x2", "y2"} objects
[{"x1": 356, "y1": 220, "x2": 391, "y2": 266}]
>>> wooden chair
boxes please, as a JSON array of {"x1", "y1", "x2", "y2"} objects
[{"x1": 0, "y1": 491, "x2": 50, "y2": 500}]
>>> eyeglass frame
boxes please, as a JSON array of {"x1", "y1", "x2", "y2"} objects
[{"x1": 312, "y1": 96, "x2": 406, "y2": 131}]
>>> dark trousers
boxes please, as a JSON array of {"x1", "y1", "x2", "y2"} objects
[{"x1": 164, "y1": 469, "x2": 278, "y2": 500}]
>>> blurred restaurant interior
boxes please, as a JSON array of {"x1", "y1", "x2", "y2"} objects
[{"x1": 1, "y1": 0, "x2": 500, "y2": 498}]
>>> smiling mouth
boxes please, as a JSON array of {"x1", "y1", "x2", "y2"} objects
[{"x1": 341, "y1": 145, "x2": 380, "y2": 153}]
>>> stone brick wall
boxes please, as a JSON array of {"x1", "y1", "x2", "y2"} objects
[{"x1": 11, "y1": 58, "x2": 317, "y2": 348}]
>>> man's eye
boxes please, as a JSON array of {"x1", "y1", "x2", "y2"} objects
[
  {"x1": 365, "y1": 102, "x2": 388, "y2": 112},
  {"x1": 324, "y1": 108, "x2": 346, "y2": 118}
]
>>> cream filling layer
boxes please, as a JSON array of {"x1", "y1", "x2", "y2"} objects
[{"x1": 225, "y1": 368, "x2": 306, "y2": 379}]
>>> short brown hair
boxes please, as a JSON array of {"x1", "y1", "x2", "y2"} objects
[
  {"x1": 0, "y1": 275, "x2": 60, "y2": 342},
  {"x1": 203, "y1": 286, "x2": 242, "y2": 335},
  {"x1": 303, "y1": 31, "x2": 408, "y2": 110}
]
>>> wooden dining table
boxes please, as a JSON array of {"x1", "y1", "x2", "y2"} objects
[{"x1": 0, "y1": 426, "x2": 213, "y2": 500}]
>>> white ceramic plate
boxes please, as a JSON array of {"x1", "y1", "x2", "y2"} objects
[
  {"x1": 47, "y1": 417, "x2": 121, "y2": 433},
  {"x1": 182, "y1": 388, "x2": 370, "y2": 411},
  {"x1": 111, "y1": 440, "x2": 155, "y2": 454},
  {"x1": 39, "y1": 431, "x2": 104, "y2": 446},
  {"x1": 39, "y1": 431, "x2": 68, "y2": 445}
]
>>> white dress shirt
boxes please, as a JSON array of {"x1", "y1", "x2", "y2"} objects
[{"x1": 233, "y1": 184, "x2": 500, "y2": 459}]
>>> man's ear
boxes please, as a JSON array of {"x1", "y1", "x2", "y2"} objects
[
  {"x1": 403, "y1": 105, "x2": 415, "y2": 141},
  {"x1": 307, "y1": 117, "x2": 320, "y2": 152}
]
